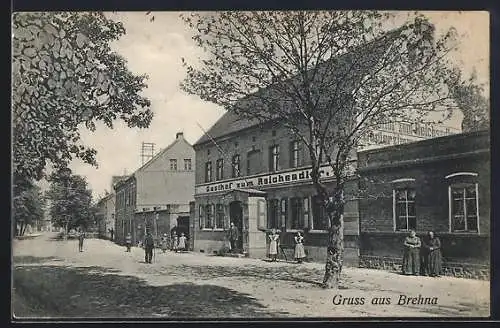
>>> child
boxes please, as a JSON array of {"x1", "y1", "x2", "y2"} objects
[
  {"x1": 294, "y1": 232, "x2": 306, "y2": 263},
  {"x1": 160, "y1": 233, "x2": 168, "y2": 253},
  {"x1": 172, "y1": 233, "x2": 179, "y2": 252},
  {"x1": 268, "y1": 229, "x2": 279, "y2": 262},
  {"x1": 178, "y1": 233, "x2": 187, "y2": 252},
  {"x1": 125, "y1": 232, "x2": 132, "y2": 252}
]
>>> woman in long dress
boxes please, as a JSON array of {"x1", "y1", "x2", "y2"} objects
[
  {"x1": 294, "y1": 232, "x2": 306, "y2": 263},
  {"x1": 423, "y1": 231, "x2": 442, "y2": 277},
  {"x1": 178, "y1": 232, "x2": 187, "y2": 252},
  {"x1": 268, "y1": 230, "x2": 279, "y2": 261},
  {"x1": 402, "y1": 230, "x2": 421, "y2": 275}
]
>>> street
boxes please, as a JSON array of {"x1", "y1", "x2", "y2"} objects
[{"x1": 12, "y1": 233, "x2": 490, "y2": 319}]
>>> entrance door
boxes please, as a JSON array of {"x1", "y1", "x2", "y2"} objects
[
  {"x1": 229, "y1": 201, "x2": 244, "y2": 252},
  {"x1": 177, "y1": 216, "x2": 190, "y2": 241}
]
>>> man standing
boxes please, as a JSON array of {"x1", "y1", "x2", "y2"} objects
[
  {"x1": 78, "y1": 228, "x2": 85, "y2": 252},
  {"x1": 109, "y1": 228, "x2": 114, "y2": 241},
  {"x1": 228, "y1": 222, "x2": 239, "y2": 253},
  {"x1": 144, "y1": 232, "x2": 155, "y2": 264},
  {"x1": 125, "y1": 232, "x2": 132, "y2": 252}
]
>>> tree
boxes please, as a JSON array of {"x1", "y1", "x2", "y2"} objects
[
  {"x1": 13, "y1": 179, "x2": 45, "y2": 236},
  {"x1": 180, "y1": 11, "x2": 460, "y2": 288},
  {"x1": 447, "y1": 70, "x2": 489, "y2": 132},
  {"x1": 46, "y1": 168, "x2": 94, "y2": 235},
  {"x1": 12, "y1": 12, "x2": 153, "y2": 185}
]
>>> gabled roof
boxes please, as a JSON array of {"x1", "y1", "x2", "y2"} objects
[{"x1": 194, "y1": 29, "x2": 400, "y2": 147}]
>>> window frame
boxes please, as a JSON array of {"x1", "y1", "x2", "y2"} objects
[
  {"x1": 289, "y1": 197, "x2": 303, "y2": 231},
  {"x1": 184, "y1": 159, "x2": 192, "y2": 171},
  {"x1": 267, "y1": 199, "x2": 280, "y2": 229},
  {"x1": 214, "y1": 204, "x2": 225, "y2": 231},
  {"x1": 392, "y1": 184, "x2": 417, "y2": 232},
  {"x1": 203, "y1": 204, "x2": 215, "y2": 230},
  {"x1": 269, "y1": 144, "x2": 280, "y2": 172},
  {"x1": 232, "y1": 154, "x2": 241, "y2": 178},
  {"x1": 290, "y1": 140, "x2": 300, "y2": 168},
  {"x1": 170, "y1": 159, "x2": 178, "y2": 171},
  {"x1": 445, "y1": 172, "x2": 480, "y2": 234},
  {"x1": 216, "y1": 158, "x2": 224, "y2": 181},
  {"x1": 205, "y1": 161, "x2": 213, "y2": 183},
  {"x1": 311, "y1": 194, "x2": 329, "y2": 232}
]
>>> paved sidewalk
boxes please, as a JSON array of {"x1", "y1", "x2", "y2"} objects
[{"x1": 12, "y1": 233, "x2": 490, "y2": 318}]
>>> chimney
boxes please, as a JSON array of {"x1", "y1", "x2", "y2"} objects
[{"x1": 176, "y1": 132, "x2": 184, "y2": 139}]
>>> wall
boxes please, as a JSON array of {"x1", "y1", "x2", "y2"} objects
[
  {"x1": 357, "y1": 130, "x2": 490, "y2": 278},
  {"x1": 136, "y1": 135, "x2": 195, "y2": 206}
]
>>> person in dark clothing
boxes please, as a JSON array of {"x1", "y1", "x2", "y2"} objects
[
  {"x1": 78, "y1": 229, "x2": 85, "y2": 252},
  {"x1": 228, "y1": 222, "x2": 239, "y2": 253},
  {"x1": 144, "y1": 233, "x2": 155, "y2": 264},
  {"x1": 422, "y1": 231, "x2": 442, "y2": 277},
  {"x1": 125, "y1": 232, "x2": 132, "y2": 252},
  {"x1": 109, "y1": 228, "x2": 114, "y2": 241},
  {"x1": 402, "y1": 230, "x2": 421, "y2": 275}
]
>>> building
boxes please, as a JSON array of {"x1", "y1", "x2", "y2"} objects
[
  {"x1": 357, "y1": 130, "x2": 490, "y2": 279},
  {"x1": 190, "y1": 32, "x2": 464, "y2": 265},
  {"x1": 361, "y1": 121, "x2": 461, "y2": 150},
  {"x1": 96, "y1": 192, "x2": 115, "y2": 240},
  {"x1": 114, "y1": 132, "x2": 195, "y2": 246},
  {"x1": 192, "y1": 114, "x2": 362, "y2": 262}
]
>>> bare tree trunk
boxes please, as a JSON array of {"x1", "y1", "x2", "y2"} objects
[{"x1": 322, "y1": 186, "x2": 344, "y2": 289}]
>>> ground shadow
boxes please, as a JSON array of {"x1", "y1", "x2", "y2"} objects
[
  {"x1": 13, "y1": 265, "x2": 288, "y2": 318},
  {"x1": 13, "y1": 256, "x2": 62, "y2": 265}
]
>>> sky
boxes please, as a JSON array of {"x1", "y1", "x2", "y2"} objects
[{"x1": 57, "y1": 11, "x2": 489, "y2": 200}]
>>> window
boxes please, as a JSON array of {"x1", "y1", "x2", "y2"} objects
[
  {"x1": 290, "y1": 141, "x2": 300, "y2": 168},
  {"x1": 184, "y1": 159, "x2": 192, "y2": 171},
  {"x1": 280, "y1": 198, "x2": 288, "y2": 228},
  {"x1": 290, "y1": 197, "x2": 303, "y2": 230},
  {"x1": 247, "y1": 150, "x2": 262, "y2": 176},
  {"x1": 215, "y1": 204, "x2": 224, "y2": 229},
  {"x1": 394, "y1": 188, "x2": 416, "y2": 231},
  {"x1": 198, "y1": 205, "x2": 204, "y2": 229},
  {"x1": 451, "y1": 185, "x2": 478, "y2": 232},
  {"x1": 205, "y1": 161, "x2": 212, "y2": 182},
  {"x1": 204, "y1": 204, "x2": 214, "y2": 229},
  {"x1": 303, "y1": 197, "x2": 310, "y2": 229},
  {"x1": 232, "y1": 155, "x2": 240, "y2": 178},
  {"x1": 267, "y1": 199, "x2": 280, "y2": 229},
  {"x1": 312, "y1": 195, "x2": 329, "y2": 230},
  {"x1": 170, "y1": 159, "x2": 177, "y2": 171},
  {"x1": 269, "y1": 145, "x2": 280, "y2": 172},
  {"x1": 216, "y1": 159, "x2": 224, "y2": 181}
]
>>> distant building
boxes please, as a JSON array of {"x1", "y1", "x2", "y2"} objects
[
  {"x1": 114, "y1": 132, "x2": 196, "y2": 246},
  {"x1": 360, "y1": 121, "x2": 461, "y2": 150},
  {"x1": 96, "y1": 193, "x2": 115, "y2": 240}
]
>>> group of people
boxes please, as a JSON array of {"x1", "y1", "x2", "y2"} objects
[
  {"x1": 267, "y1": 229, "x2": 306, "y2": 263},
  {"x1": 123, "y1": 231, "x2": 188, "y2": 264},
  {"x1": 402, "y1": 230, "x2": 442, "y2": 277}
]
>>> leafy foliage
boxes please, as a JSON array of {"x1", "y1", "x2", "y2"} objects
[
  {"x1": 12, "y1": 12, "x2": 153, "y2": 183},
  {"x1": 180, "y1": 11, "x2": 459, "y2": 190},
  {"x1": 13, "y1": 179, "x2": 45, "y2": 236},
  {"x1": 46, "y1": 169, "x2": 95, "y2": 231},
  {"x1": 447, "y1": 70, "x2": 489, "y2": 132}
]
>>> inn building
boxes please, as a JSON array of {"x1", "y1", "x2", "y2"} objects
[{"x1": 191, "y1": 109, "x2": 461, "y2": 265}]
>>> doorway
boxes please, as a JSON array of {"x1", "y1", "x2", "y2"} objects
[
  {"x1": 229, "y1": 201, "x2": 244, "y2": 252},
  {"x1": 176, "y1": 216, "x2": 190, "y2": 241}
]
